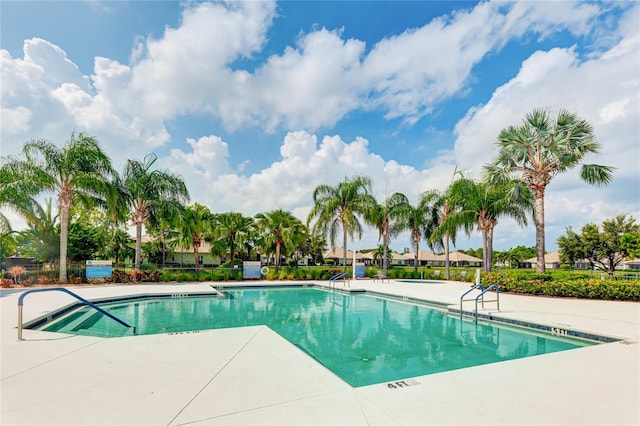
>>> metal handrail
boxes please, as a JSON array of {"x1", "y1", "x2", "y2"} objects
[
  {"x1": 328, "y1": 271, "x2": 350, "y2": 289},
  {"x1": 17, "y1": 287, "x2": 135, "y2": 341},
  {"x1": 474, "y1": 284, "x2": 500, "y2": 317},
  {"x1": 459, "y1": 284, "x2": 484, "y2": 314},
  {"x1": 329, "y1": 272, "x2": 347, "y2": 281}
]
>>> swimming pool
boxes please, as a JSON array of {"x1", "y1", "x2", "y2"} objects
[{"x1": 41, "y1": 287, "x2": 593, "y2": 387}]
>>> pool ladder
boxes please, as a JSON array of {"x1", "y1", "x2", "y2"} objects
[
  {"x1": 459, "y1": 284, "x2": 500, "y2": 319},
  {"x1": 328, "y1": 271, "x2": 350, "y2": 289},
  {"x1": 17, "y1": 287, "x2": 135, "y2": 341}
]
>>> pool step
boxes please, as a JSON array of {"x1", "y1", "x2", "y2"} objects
[{"x1": 43, "y1": 309, "x2": 104, "y2": 333}]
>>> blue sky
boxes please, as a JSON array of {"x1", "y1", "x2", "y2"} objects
[{"x1": 1, "y1": 1, "x2": 639, "y2": 253}]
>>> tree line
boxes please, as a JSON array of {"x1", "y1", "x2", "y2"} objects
[
  {"x1": 557, "y1": 214, "x2": 639, "y2": 275},
  {"x1": 1, "y1": 108, "x2": 615, "y2": 283}
]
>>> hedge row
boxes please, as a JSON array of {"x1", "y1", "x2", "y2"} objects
[
  {"x1": 4, "y1": 266, "x2": 638, "y2": 301},
  {"x1": 482, "y1": 272, "x2": 640, "y2": 301}
]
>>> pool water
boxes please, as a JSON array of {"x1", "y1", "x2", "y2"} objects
[{"x1": 43, "y1": 288, "x2": 593, "y2": 387}]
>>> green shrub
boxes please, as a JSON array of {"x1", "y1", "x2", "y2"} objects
[{"x1": 482, "y1": 272, "x2": 640, "y2": 300}]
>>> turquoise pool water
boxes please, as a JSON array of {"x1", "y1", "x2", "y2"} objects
[{"x1": 43, "y1": 287, "x2": 592, "y2": 386}]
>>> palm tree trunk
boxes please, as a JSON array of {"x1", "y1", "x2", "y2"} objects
[
  {"x1": 482, "y1": 228, "x2": 489, "y2": 272},
  {"x1": 382, "y1": 231, "x2": 388, "y2": 275},
  {"x1": 193, "y1": 232, "x2": 201, "y2": 274},
  {"x1": 534, "y1": 190, "x2": 546, "y2": 273},
  {"x1": 275, "y1": 242, "x2": 281, "y2": 271},
  {"x1": 230, "y1": 239, "x2": 235, "y2": 271},
  {"x1": 342, "y1": 225, "x2": 348, "y2": 272},
  {"x1": 59, "y1": 204, "x2": 69, "y2": 283},
  {"x1": 486, "y1": 227, "x2": 495, "y2": 272},
  {"x1": 444, "y1": 233, "x2": 450, "y2": 280},
  {"x1": 413, "y1": 235, "x2": 419, "y2": 273},
  {"x1": 135, "y1": 222, "x2": 143, "y2": 270}
]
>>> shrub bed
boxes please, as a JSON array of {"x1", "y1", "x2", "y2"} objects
[{"x1": 482, "y1": 272, "x2": 640, "y2": 301}]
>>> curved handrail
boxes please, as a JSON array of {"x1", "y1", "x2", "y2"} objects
[
  {"x1": 459, "y1": 284, "x2": 484, "y2": 314},
  {"x1": 329, "y1": 272, "x2": 348, "y2": 281},
  {"x1": 17, "y1": 287, "x2": 135, "y2": 341},
  {"x1": 460, "y1": 284, "x2": 484, "y2": 300},
  {"x1": 474, "y1": 284, "x2": 500, "y2": 316},
  {"x1": 328, "y1": 271, "x2": 350, "y2": 289}
]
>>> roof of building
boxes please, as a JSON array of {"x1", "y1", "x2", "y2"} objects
[
  {"x1": 522, "y1": 252, "x2": 562, "y2": 264},
  {"x1": 323, "y1": 248, "x2": 372, "y2": 260}
]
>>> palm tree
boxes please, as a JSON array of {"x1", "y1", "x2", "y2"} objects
[
  {"x1": 0, "y1": 133, "x2": 117, "y2": 282},
  {"x1": 109, "y1": 228, "x2": 135, "y2": 267},
  {"x1": 255, "y1": 209, "x2": 305, "y2": 271},
  {"x1": 180, "y1": 203, "x2": 214, "y2": 272},
  {"x1": 485, "y1": 107, "x2": 614, "y2": 273},
  {"x1": 420, "y1": 187, "x2": 468, "y2": 280},
  {"x1": 395, "y1": 201, "x2": 439, "y2": 273},
  {"x1": 370, "y1": 244, "x2": 392, "y2": 268},
  {"x1": 17, "y1": 199, "x2": 60, "y2": 264},
  {"x1": 122, "y1": 153, "x2": 190, "y2": 270},
  {"x1": 209, "y1": 212, "x2": 254, "y2": 269},
  {"x1": 447, "y1": 175, "x2": 533, "y2": 272},
  {"x1": 366, "y1": 193, "x2": 410, "y2": 275},
  {"x1": 1, "y1": 213, "x2": 18, "y2": 270},
  {"x1": 307, "y1": 176, "x2": 376, "y2": 270}
]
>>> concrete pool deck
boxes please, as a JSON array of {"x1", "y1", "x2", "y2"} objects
[{"x1": 1, "y1": 280, "x2": 638, "y2": 425}]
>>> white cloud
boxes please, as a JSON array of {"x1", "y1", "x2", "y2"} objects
[
  {"x1": 130, "y1": 1, "x2": 277, "y2": 119},
  {"x1": 1, "y1": 106, "x2": 32, "y2": 137},
  {"x1": 22, "y1": 37, "x2": 91, "y2": 92},
  {"x1": 247, "y1": 29, "x2": 366, "y2": 131},
  {"x1": 503, "y1": 1, "x2": 600, "y2": 41},
  {"x1": 159, "y1": 135, "x2": 232, "y2": 203}
]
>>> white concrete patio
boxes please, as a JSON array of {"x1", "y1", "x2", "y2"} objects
[{"x1": 1, "y1": 280, "x2": 638, "y2": 425}]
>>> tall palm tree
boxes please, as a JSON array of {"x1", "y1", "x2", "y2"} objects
[
  {"x1": 366, "y1": 192, "x2": 410, "y2": 275},
  {"x1": 180, "y1": 203, "x2": 214, "y2": 272},
  {"x1": 255, "y1": 209, "x2": 305, "y2": 271},
  {"x1": 0, "y1": 133, "x2": 117, "y2": 282},
  {"x1": 209, "y1": 212, "x2": 254, "y2": 269},
  {"x1": 485, "y1": 107, "x2": 613, "y2": 273},
  {"x1": 395, "y1": 201, "x2": 439, "y2": 273},
  {"x1": 122, "y1": 153, "x2": 190, "y2": 270},
  {"x1": 447, "y1": 175, "x2": 533, "y2": 272},
  {"x1": 307, "y1": 176, "x2": 376, "y2": 270},
  {"x1": 420, "y1": 187, "x2": 468, "y2": 280}
]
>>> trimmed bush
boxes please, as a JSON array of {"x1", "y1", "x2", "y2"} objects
[{"x1": 482, "y1": 272, "x2": 640, "y2": 300}]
